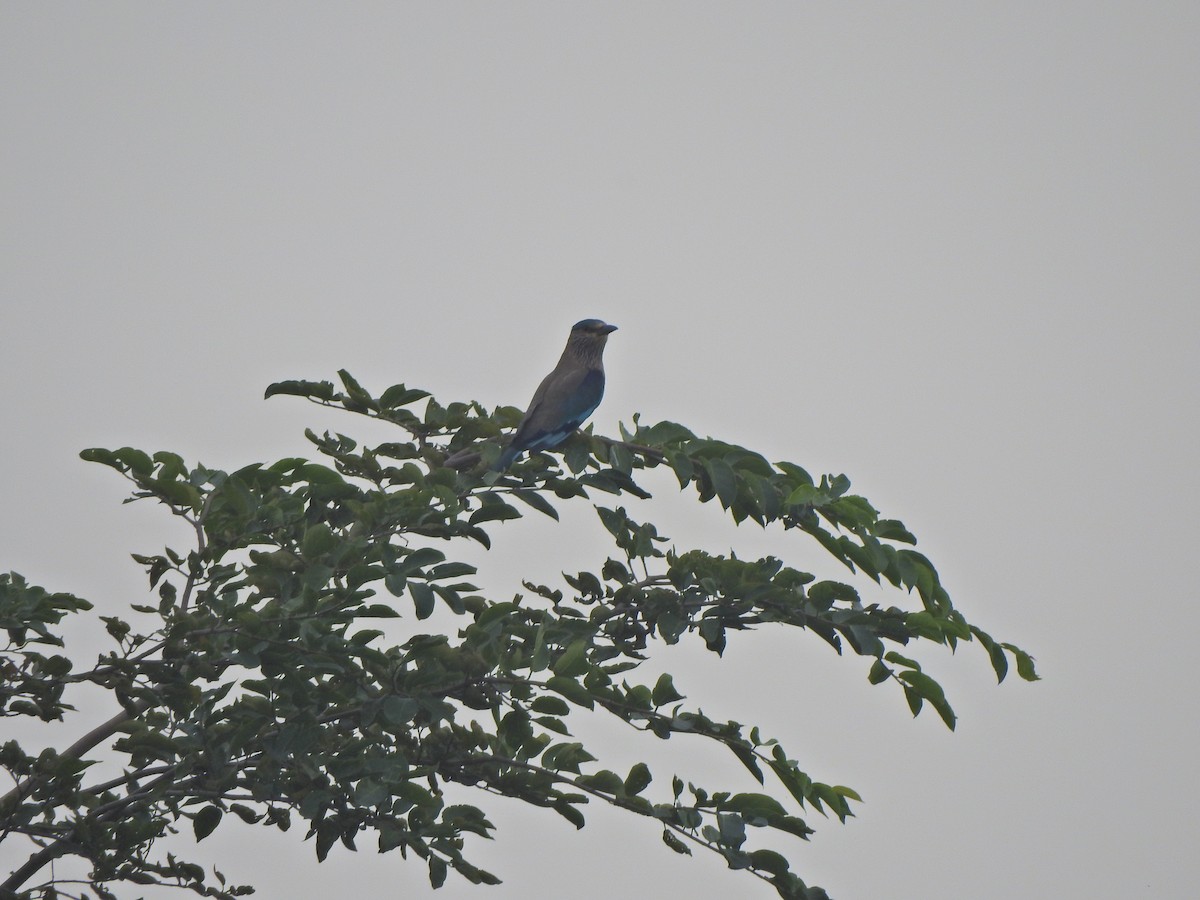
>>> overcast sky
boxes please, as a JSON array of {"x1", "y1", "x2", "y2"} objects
[{"x1": 2, "y1": 4, "x2": 1197, "y2": 898}]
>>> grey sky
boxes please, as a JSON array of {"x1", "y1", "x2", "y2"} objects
[{"x1": 2, "y1": 4, "x2": 1197, "y2": 898}]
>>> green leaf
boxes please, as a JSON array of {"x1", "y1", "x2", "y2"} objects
[
  {"x1": 429, "y1": 561, "x2": 477, "y2": 580},
  {"x1": 595, "y1": 505, "x2": 628, "y2": 541},
  {"x1": 729, "y1": 743, "x2": 765, "y2": 784},
  {"x1": 651, "y1": 673, "x2": 684, "y2": 706},
  {"x1": 786, "y1": 483, "x2": 830, "y2": 507},
  {"x1": 410, "y1": 582, "x2": 436, "y2": 619},
  {"x1": 545, "y1": 676, "x2": 594, "y2": 709},
  {"x1": 608, "y1": 442, "x2": 633, "y2": 474},
  {"x1": 382, "y1": 696, "x2": 419, "y2": 726},
  {"x1": 354, "y1": 779, "x2": 390, "y2": 807},
  {"x1": 884, "y1": 651, "x2": 922, "y2": 671},
  {"x1": 666, "y1": 450, "x2": 694, "y2": 487},
  {"x1": 264, "y1": 378, "x2": 335, "y2": 401},
  {"x1": 808, "y1": 581, "x2": 858, "y2": 611},
  {"x1": 193, "y1": 805, "x2": 223, "y2": 841},
  {"x1": 898, "y1": 669, "x2": 957, "y2": 726},
  {"x1": 898, "y1": 670, "x2": 945, "y2": 701},
  {"x1": 830, "y1": 494, "x2": 878, "y2": 527},
  {"x1": 748, "y1": 848, "x2": 791, "y2": 877},
  {"x1": 874, "y1": 518, "x2": 917, "y2": 544},
  {"x1": 833, "y1": 784, "x2": 862, "y2": 802},
  {"x1": 933, "y1": 698, "x2": 957, "y2": 730},
  {"x1": 553, "y1": 800, "x2": 586, "y2": 829},
  {"x1": 971, "y1": 627, "x2": 1008, "y2": 683},
  {"x1": 773, "y1": 814, "x2": 815, "y2": 839},
  {"x1": 903, "y1": 685, "x2": 924, "y2": 717},
  {"x1": 398, "y1": 547, "x2": 446, "y2": 574},
  {"x1": 338, "y1": 369, "x2": 370, "y2": 397},
  {"x1": 513, "y1": 489, "x2": 560, "y2": 520},
  {"x1": 314, "y1": 821, "x2": 339, "y2": 862},
  {"x1": 635, "y1": 419, "x2": 695, "y2": 444},
  {"x1": 582, "y1": 769, "x2": 624, "y2": 794},
  {"x1": 551, "y1": 640, "x2": 590, "y2": 677},
  {"x1": 534, "y1": 715, "x2": 569, "y2": 735},
  {"x1": 716, "y1": 811, "x2": 746, "y2": 845},
  {"x1": 380, "y1": 384, "x2": 431, "y2": 408},
  {"x1": 530, "y1": 696, "x2": 571, "y2": 716},
  {"x1": 229, "y1": 804, "x2": 261, "y2": 824},
  {"x1": 79, "y1": 447, "x2": 116, "y2": 467},
  {"x1": 469, "y1": 501, "x2": 521, "y2": 524},
  {"x1": 1004, "y1": 644, "x2": 1040, "y2": 681},
  {"x1": 442, "y1": 804, "x2": 495, "y2": 837},
  {"x1": 301, "y1": 523, "x2": 337, "y2": 559},
  {"x1": 723, "y1": 792, "x2": 787, "y2": 820},
  {"x1": 297, "y1": 463, "x2": 346, "y2": 485},
  {"x1": 114, "y1": 446, "x2": 154, "y2": 475},
  {"x1": 624, "y1": 763, "x2": 652, "y2": 796},
  {"x1": 662, "y1": 829, "x2": 692, "y2": 855},
  {"x1": 152, "y1": 450, "x2": 187, "y2": 480},
  {"x1": 428, "y1": 856, "x2": 447, "y2": 889},
  {"x1": 706, "y1": 458, "x2": 739, "y2": 509},
  {"x1": 152, "y1": 477, "x2": 202, "y2": 509},
  {"x1": 867, "y1": 658, "x2": 892, "y2": 685}
]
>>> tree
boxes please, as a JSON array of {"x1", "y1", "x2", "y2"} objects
[{"x1": 0, "y1": 371, "x2": 1037, "y2": 900}]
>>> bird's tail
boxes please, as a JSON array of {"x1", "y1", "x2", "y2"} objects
[{"x1": 492, "y1": 443, "x2": 519, "y2": 472}]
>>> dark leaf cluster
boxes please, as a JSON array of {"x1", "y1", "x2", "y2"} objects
[{"x1": 0, "y1": 371, "x2": 1036, "y2": 900}]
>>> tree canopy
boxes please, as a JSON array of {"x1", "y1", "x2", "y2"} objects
[{"x1": 0, "y1": 371, "x2": 1037, "y2": 899}]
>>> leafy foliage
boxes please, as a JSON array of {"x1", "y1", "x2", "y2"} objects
[{"x1": 0, "y1": 371, "x2": 1036, "y2": 899}]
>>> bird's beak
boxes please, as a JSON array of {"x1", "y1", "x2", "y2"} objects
[{"x1": 600, "y1": 323, "x2": 618, "y2": 335}]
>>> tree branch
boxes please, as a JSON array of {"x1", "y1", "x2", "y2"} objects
[{"x1": 0, "y1": 702, "x2": 148, "y2": 815}]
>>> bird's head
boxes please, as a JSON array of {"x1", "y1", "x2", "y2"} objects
[
  {"x1": 571, "y1": 318, "x2": 618, "y2": 337},
  {"x1": 565, "y1": 319, "x2": 617, "y2": 363}
]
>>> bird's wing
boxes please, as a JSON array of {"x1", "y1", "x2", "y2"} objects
[{"x1": 513, "y1": 365, "x2": 605, "y2": 453}]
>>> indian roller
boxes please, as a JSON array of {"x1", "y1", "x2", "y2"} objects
[{"x1": 493, "y1": 319, "x2": 618, "y2": 471}]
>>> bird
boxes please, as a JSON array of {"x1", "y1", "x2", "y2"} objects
[{"x1": 492, "y1": 318, "x2": 618, "y2": 471}]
